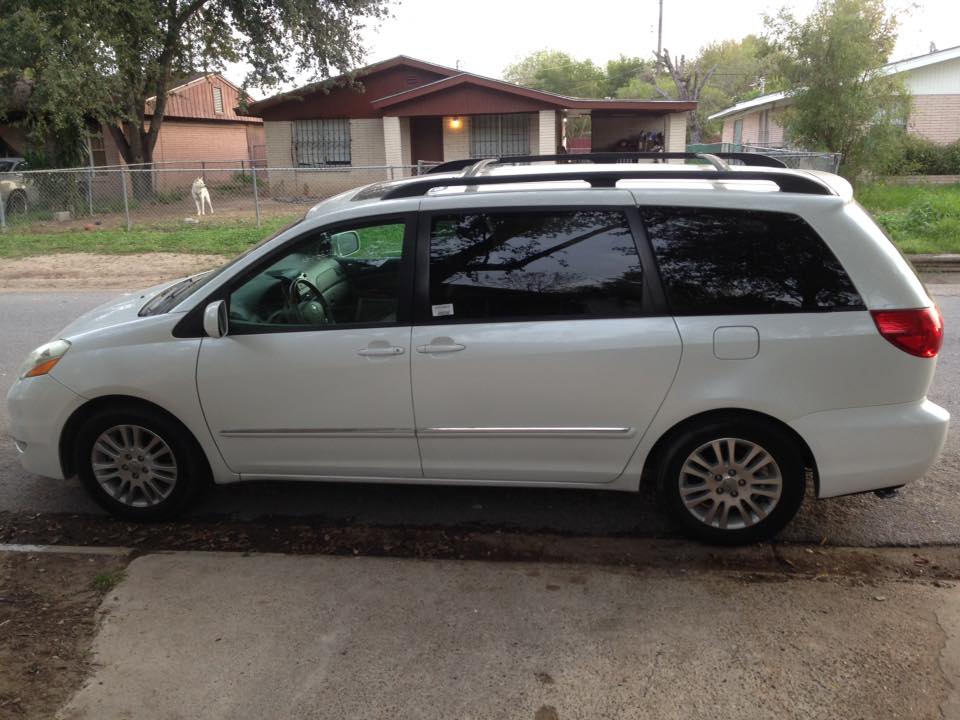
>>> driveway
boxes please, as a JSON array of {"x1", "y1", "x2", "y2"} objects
[
  {"x1": 2, "y1": 283, "x2": 959, "y2": 547},
  {"x1": 55, "y1": 549, "x2": 960, "y2": 720}
]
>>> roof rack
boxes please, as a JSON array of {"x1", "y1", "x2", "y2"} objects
[
  {"x1": 382, "y1": 167, "x2": 834, "y2": 200},
  {"x1": 426, "y1": 151, "x2": 788, "y2": 175}
]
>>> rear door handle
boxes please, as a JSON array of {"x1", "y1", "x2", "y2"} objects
[
  {"x1": 357, "y1": 346, "x2": 405, "y2": 356},
  {"x1": 416, "y1": 343, "x2": 465, "y2": 354}
]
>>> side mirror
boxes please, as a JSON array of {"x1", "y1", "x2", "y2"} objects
[
  {"x1": 332, "y1": 230, "x2": 361, "y2": 257},
  {"x1": 203, "y1": 300, "x2": 229, "y2": 338}
]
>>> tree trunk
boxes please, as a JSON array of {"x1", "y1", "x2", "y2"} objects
[
  {"x1": 107, "y1": 119, "x2": 155, "y2": 200},
  {"x1": 656, "y1": 50, "x2": 717, "y2": 149},
  {"x1": 688, "y1": 114, "x2": 703, "y2": 144}
]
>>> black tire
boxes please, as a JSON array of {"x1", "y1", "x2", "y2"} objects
[
  {"x1": 73, "y1": 404, "x2": 207, "y2": 521},
  {"x1": 6, "y1": 190, "x2": 27, "y2": 216},
  {"x1": 657, "y1": 415, "x2": 806, "y2": 545}
]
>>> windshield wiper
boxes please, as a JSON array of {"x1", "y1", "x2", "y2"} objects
[{"x1": 165, "y1": 276, "x2": 200, "y2": 301}]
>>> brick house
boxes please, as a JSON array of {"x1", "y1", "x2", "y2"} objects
[
  {"x1": 247, "y1": 56, "x2": 695, "y2": 196},
  {"x1": 0, "y1": 72, "x2": 265, "y2": 169},
  {"x1": 709, "y1": 44, "x2": 960, "y2": 148}
]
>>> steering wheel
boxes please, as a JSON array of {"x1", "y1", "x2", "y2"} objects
[{"x1": 289, "y1": 276, "x2": 333, "y2": 324}]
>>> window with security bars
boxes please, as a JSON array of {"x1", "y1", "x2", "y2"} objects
[
  {"x1": 294, "y1": 119, "x2": 352, "y2": 167},
  {"x1": 470, "y1": 114, "x2": 530, "y2": 157}
]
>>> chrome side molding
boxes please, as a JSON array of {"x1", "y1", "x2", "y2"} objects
[
  {"x1": 220, "y1": 428, "x2": 416, "y2": 438},
  {"x1": 220, "y1": 427, "x2": 635, "y2": 439},
  {"x1": 418, "y1": 427, "x2": 635, "y2": 438}
]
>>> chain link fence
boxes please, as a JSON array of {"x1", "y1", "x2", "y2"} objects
[
  {"x1": 0, "y1": 163, "x2": 437, "y2": 235},
  {"x1": 0, "y1": 149, "x2": 845, "y2": 238},
  {"x1": 687, "y1": 143, "x2": 842, "y2": 173}
]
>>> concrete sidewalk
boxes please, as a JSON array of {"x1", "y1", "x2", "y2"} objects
[{"x1": 56, "y1": 552, "x2": 958, "y2": 720}]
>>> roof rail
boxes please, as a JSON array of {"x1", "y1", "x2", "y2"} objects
[
  {"x1": 381, "y1": 168, "x2": 835, "y2": 200},
  {"x1": 426, "y1": 152, "x2": 787, "y2": 175}
]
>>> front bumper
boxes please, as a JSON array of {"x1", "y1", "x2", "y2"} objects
[
  {"x1": 6, "y1": 374, "x2": 85, "y2": 479},
  {"x1": 790, "y1": 398, "x2": 950, "y2": 498}
]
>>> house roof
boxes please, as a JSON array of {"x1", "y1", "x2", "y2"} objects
[
  {"x1": 708, "y1": 43, "x2": 960, "y2": 121},
  {"x1": 145, "y1": 72, "x2": 261, "y2": 123},
  {"x1": 708, "y1": 91, "x2": 790, "y2": 121},
  {"x1": 371, "y1": 72, "x2": 696, "y2": 112},
  {"x1": 145, "y1": 72, "x2": 246, "y2": 104},
  {"x1": 246, "y1": 56, "x2": 458, "y2": 114},
  {"x1": 248, "y1": 55, "x2": 697, "y2": 117},
  {"x1": 881, "y1": 43, "x2": 960, "y2": 75}
]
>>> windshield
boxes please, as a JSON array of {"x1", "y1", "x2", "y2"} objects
[
  {"x1": 0, "y1": 161, "x2": 14, "y2": 172},
  {"x1": 139, "y1": 219, "x2": 303, "y2": 316}
]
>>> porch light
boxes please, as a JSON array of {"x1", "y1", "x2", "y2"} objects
[{"x1": 448, "y1": 117, "x2": 463, "y2": 130}]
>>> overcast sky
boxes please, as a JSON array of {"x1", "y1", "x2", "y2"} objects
[{"x1": 236, "y1": 0, "x2": 959, "y2": 98}]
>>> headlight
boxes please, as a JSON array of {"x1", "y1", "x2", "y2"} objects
[{"x1": 19, "y1": 339, "x2": 71, "y2": 379}]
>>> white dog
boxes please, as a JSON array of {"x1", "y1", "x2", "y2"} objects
[{"x1": 191, "y1": 177, "x2": 213, "y2": 216}]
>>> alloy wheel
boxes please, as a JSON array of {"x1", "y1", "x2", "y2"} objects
[
  {"x1": 678, "y1": 437, "x2": 783, "y2": 531},
  {"x1": 90, "y1": 424, "x2": 178, "y2": 508}
]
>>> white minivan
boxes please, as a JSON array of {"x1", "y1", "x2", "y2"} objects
[{"x1": 7, "y1": 154, "x2": 949, "y2": 543}]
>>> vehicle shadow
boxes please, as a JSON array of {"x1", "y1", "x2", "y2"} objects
[
  {"x1": 189, "y1": 476, "x2": 898, "y2": 545},
  {"x1": 192, "y1": 480, "x2": 669, "y2": 536}
]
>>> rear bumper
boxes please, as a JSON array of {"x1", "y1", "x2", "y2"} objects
[
  {"x1": 6, "y1": 374, "x2": 85, "y2": 480},
  {"x1": 790, "y1": 399, "x2": 949, "y2": 498}
]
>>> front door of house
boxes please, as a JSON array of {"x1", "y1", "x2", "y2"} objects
[{"x1": 410, "y1": 117, "x2": 444, "y2": 166}]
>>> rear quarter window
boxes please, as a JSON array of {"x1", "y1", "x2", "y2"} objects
[{"x1": 642, "y1": 207, "x2": 864, "y2": 315}]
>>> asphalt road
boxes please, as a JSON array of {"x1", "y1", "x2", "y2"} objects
[{"x1": 2, "y1": 285, "x2": 959, "y2": 546}]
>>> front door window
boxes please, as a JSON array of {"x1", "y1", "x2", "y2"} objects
[{"x1": 227, "y1": 221, "x2": 407, "y2": 331}]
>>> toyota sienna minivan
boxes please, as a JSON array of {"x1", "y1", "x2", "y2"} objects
[{"x1": 7, "y1": 153, "x2": 948, "y2": 544}]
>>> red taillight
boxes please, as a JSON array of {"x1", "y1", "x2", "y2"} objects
[{"x1": 870, "y1": 307, "x2": 944, "y2": 358}]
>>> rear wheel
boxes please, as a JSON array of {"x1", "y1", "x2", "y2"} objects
[
  {"x1": 658, "y1": 416, "x2": 806, "y2": 545},
  {"x1": 74, "y1": 405, "x2": 206, "y2": 520}
]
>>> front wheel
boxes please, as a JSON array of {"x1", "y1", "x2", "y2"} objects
[
  {"x1": 6, "y1": 190, "x2": 27, "y2": 216},
  {"x1": 658, "y1": 417, "x2": 806, "y2": 545},
  {"x1": 74, "y1": 406, "x2": 206, "y2": 520}
]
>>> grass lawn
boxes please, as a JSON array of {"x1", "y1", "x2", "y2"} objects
[
  {"x1": 0, "y1": 214, "x2": 300, "y2": 259},
  {"x1": 858, "y1": 183, "x2": 960, "y2": 254}
]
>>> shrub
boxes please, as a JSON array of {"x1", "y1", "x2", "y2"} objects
[{"x1": 877, "y1": 134, "x2": 960, "y2": 176}]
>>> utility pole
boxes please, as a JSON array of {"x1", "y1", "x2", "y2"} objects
[{"x1": 656, "y1": 0, "x2": 664, "y2": 71}]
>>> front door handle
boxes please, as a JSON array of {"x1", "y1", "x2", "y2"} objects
[
  {"x1": 416, "y1": 342, "x2": 465, "y2": 354},
  {"x1": 357, "y1": 345, "x2": 405, "y2": 357}
]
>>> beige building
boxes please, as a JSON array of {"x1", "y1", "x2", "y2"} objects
[{"x1": 710, "y1": 44, "x2": 960, "y2": 148}]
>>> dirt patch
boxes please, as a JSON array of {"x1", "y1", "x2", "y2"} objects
[
  {"x1": 7, "y1": 197, "x2": 311, "y2": 235},
  {"x1": 0, "y1": 551, "x2": 128, "y2": 719},
  {"x1": 0, "y1": 253, "x2": 228, "y2": 290}
]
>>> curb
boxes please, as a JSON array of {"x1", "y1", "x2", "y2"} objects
[
  {"x1": 0, "y1": 538, "x2": 958, "y2": 581},
  {"x1": 908, "y1": 254, "x2": 960, "y2": 272},
  {"x1": 0, "y1": 543, "x2": 132, "y2": 556}
]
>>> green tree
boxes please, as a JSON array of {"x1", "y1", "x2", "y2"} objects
[
  {"x1": 0, "y1": 1, "x2": 116, "y2": 166},
  {"x1": 764, "y1": 0, "x2": 909, "y2": 175},
  {"x1": 695, "y1": 35, "x2": 782, "y2": 139},
  {"x1": 603, "y1": 55, "x2": 653, "y2": 97},
  {"x1": 503, "y1": 50, "x2": 605, "y2": 97},
  {"x1": 0, "y1": 0, "x2": 388, "y2": 177}
]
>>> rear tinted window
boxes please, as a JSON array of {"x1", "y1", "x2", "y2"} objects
[
  {"x1": 643, "y1": 207, "x2": 863, "y2": 314},
  {"x1": 428, "y1": 210, "x2": 645, "y2": 322}
]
